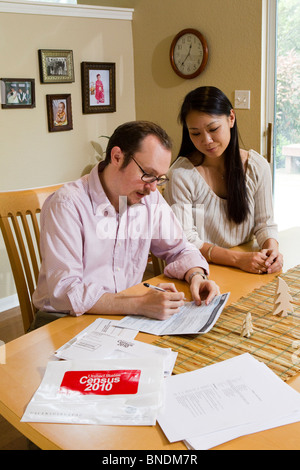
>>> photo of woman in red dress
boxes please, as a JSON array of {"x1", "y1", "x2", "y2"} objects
[{"x1": 95, "y1": 73, "x2": 105, "y2": 104}]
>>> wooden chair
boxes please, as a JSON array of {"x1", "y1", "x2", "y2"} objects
[{"x1": 0, "y1": 184, "x2": 62, "y2": 332}]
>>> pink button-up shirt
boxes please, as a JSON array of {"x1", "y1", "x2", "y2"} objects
[{"x1": 33, "y1": 163, "x2": 208, "y2": 316}]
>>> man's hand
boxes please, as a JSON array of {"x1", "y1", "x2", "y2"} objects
[
  {"x1": 189, "y1": 276, "x2": 220, "y2": 306},
  {"x1": 137, "y1": 283, "x2": 185, "y2": 320},
  {"x1": 87, "y1": 283, "x2": 185, "y2": 320}
]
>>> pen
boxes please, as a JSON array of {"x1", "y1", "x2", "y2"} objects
[
  {"x1": 143, "y1": 282, "x2": 166, "y2": 292},
  {"x1": 143, "y1": 282, "x2": 187, "y2": 300}
]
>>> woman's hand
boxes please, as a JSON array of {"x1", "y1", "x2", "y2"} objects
[
  {"x1": 260, "y1": 248, "x2": 283, "y2": 274},
  {"x1": 236, "y1": 250, "x2": 283, "y2": 274}
]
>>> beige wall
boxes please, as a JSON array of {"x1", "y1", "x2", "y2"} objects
[
  {"x1": 0, "y1": 6, "x2": 135, "y2": 301},
  {"x1": 0, "y1": 11, "x2": 135, "y2": 191},
  {"x1": 132, "y1": 0, "x2": 263, "y2": 159}
]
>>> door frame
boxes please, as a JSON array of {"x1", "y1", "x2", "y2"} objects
[{"x1": 261, "y1": 0, "x2": 277, "y2": 180}]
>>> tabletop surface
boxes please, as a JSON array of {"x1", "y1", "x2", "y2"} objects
[{"x1": 1, "y1": 227, "x2": 300, "y2": 450}]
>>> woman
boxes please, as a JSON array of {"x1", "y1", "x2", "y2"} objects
[
  {"x1": 95, "y1": 73, "x2": 105, "y2": 104},
  {"x1": 164, "y1": 86, "x2": 283, "y2": 274}
]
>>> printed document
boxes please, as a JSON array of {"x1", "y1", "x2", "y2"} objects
[
  {"x1": 55, "y1": 318, "x2": 177, "y2": 377},
  {"x1": 157, "y1": 353, "x2": 300, "y2": 447},
  {"x1": 117, "y1": 293, "x2": 229, "y2": 335},
  {"x1": 55, "y1": 318, "x2": 137, "y2": 359}
]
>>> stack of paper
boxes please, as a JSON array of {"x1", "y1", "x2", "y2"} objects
[
  {"x1": 21, "y1": 319, "x2": 178, "y2": 426},
  {"x1": 55, "y1": 318, "x2": 177, "y2": 377},
  {"x1": 157, "y1": 353, "x2": 300, "y2": 449}
]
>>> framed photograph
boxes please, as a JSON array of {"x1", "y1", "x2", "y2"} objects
[
  {"x1": 1, "y1": 78, "x2": 35, "y2": 109},
  {"x1": 39, "y1": 49, "x2": 74, "y2": 84},
  {"x1": 81, "y1": 62, "x2": 116, "y2": 114},
  {"x1": 46, "y1": 94, "x2": 73, "y2": 132}
]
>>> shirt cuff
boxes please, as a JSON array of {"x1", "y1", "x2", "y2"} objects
[
  {"x1": 164, "y1": 252, "x2": 209, "y2": 280},
  {"x1": 256, "y1": 229, "x2": 279, "y2": 249},
  {"x1": 66, "y1": 283, "x2": 107, "y2": 316}
]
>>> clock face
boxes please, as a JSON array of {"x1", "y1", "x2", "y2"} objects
[{"x1": 170, "y1": 29, "x2": 208, "y2": 79}]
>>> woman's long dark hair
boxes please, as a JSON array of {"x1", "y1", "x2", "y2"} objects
[{"x1": 178, "y1": 86, "x2": 249, "y2": 224}]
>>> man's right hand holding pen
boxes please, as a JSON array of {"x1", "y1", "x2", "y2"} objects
[{"x1": 88, "y1": 269, "x2": 220, "y2": 322}]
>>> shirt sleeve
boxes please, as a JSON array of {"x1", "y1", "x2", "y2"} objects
[
  {"x1": 39, "y1": 199, "x2": 108, "y2": 316},
  {"x1": 252, "y1": 157, "x2": 279, "y2": 248}
]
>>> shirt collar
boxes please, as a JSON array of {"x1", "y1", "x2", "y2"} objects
[{"x1": 88, "y1": 163, "x2": 112, "y2": 215}]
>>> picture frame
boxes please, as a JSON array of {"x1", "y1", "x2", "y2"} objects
[
  {"x1": 81, "y1": 62, "x2": 116, "y2": 114},
  {"x1": 39, "y1": 49, "x2": 74, "y2": 84},
  {"x1": 1, "y1": 78, "x2": 35, "y2": 109},
  {"x1": 46, "y1": 94, "x2": 73, "y2": 132}
]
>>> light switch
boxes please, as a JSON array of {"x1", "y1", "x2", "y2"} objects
[{"x1": 234, "y1": 90, "x2": 250, "y2": 109}]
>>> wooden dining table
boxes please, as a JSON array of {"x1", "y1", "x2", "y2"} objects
[{"x1": 0, "y1": 227, "x2": 300, "y2": 450}]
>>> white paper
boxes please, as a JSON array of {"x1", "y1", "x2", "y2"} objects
[
  {"x1": 55, "y1": 329, "x2": 177, "y2": 377},
  {"x1": 157, "y1": 354, "x2": 300, "y2": 444},
  {"x1": 21, "y1": 357, "x2": 165, "y2": 426},
  {"x1": 55, "y1": 318, "x2": 137, "y2": 358},
  {"x1": 185, "y1": 410, "x2": 300, "y2": 450},
  {"x1": 117, "y1": 293, "x2": 230, "y2": 336}
]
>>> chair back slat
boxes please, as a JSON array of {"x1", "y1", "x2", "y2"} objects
[
  {"x1": 10, "y1": 213, "x2": 36, "y2": 299},
  {"x1": 19, "y1": 211, "x2": 41, "y2": 283},
  {"x1": 0, "y1": 215, "x2": 36, "y2": 330},
  {"x1": 30, "y1": 210, "x2": 42, "y2": 260}
]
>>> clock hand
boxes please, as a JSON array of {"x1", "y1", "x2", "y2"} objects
[{"x1": 181, "y1": 43, "x2": 192, "y2": 66}]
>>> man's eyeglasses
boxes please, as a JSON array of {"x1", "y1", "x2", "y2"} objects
[{"x1": 131, "y1": 156, "x2": 169, "y2": 186}]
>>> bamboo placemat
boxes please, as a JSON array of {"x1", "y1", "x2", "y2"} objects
[{"x1": 154, "y1": 265, "x2": 300, "y2": 381}]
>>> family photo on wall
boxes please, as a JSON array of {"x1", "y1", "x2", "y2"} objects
[
  {"x1": 46, "y1": 94, "x2": 73, "y2": 132},
  {"x1": 0, "y1": 78, "x2": 35, "y2": 109},
  {"x1": 81, "y1": 62, "x2": 116, "y2": 114},
  {"x1": 89, "y1": 70, "x2": 110, "y2": 106}
]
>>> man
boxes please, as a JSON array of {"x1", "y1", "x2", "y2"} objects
[{"x1": 33, "y1": 121, "x2": 219, "y2": 327}]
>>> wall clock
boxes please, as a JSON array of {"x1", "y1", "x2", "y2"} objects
[{"x1": 170, "y1": 28, "x2": 209, "y2": 79}]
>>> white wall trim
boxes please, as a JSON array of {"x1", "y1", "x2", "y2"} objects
[
  {"x1": 0, "y1": 294, "x2": 19, "y2": 313},
  {"x1": 261, "y1": 0, "x2": 277, "y2": 163},
  {"x1": 0, "y1": 0, "x2": 134, "y2": 20}
]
